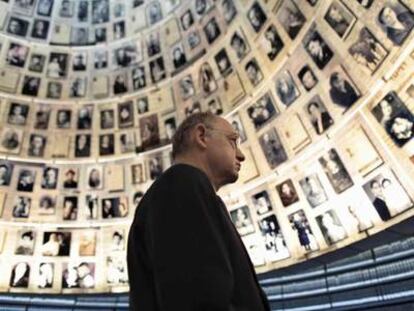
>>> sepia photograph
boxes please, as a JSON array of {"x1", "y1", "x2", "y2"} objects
[
  {"x1": 42, "y1": 231, "x2": 71, "y2": 256},
  {"x1": 276, "y1": 179, "x2": 299, "y2": 207}
]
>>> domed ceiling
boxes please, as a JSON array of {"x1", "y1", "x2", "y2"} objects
[{"x1": 0, "y1": 0, "x2": 413, "y2": 293}]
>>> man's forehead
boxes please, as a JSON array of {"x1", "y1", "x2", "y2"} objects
[{"x1": 212, "y1": 117, "x2": 238, "y2": 134}]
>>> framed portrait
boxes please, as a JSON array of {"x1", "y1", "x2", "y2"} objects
[
  {"x1": 316, "y1": 210, "x2": 347, "y2": 245},
  {"x1": 305, "y1": 95, "x2": 334, "y2": 135},
  {"x1": 221, "y1": 0, "x2": 237, "y2": 24},
  {"x1": 171, "y1": 43, "x2": 187, "y2": 72},
  {"x1": 85, "y1": 194, "x2": 98, "y2": 220},
  {"x1": 6, "y1": 42, "x2": 29, "y2": 68},
  {"x1": 259, "y1": 127, "x2": 288, "y2": 169},
  {"x1": 229, "y1": 114, "x2": 247, "y2": 143},
  {"x1": 119, "y1": 132, "x2": 136, "y2": 154},
  {"x1": 147, "y1": 153, "x2": 163, "y2": 180},
  {"x1": 247, "y1": 92, "x2": 278, "y2": 130},
  {"x1": 0, "y1": 127, "x2": 23, "y2": 155},
  {"x1": 101, "y1": 197, "x2": 128, "y2": 218},
  {"x1": 34, "y1": 104, "x2": 51, "y2": 129},
  {"x1": 75, "y1": 134, "x2": 91, "y2": 158},
  {"x1": 87, "y1": 166, "x2": 103, "y2": 190},
  {"x1": 275, "y1": 70, "x2": 300, "y2": 107},
  {"x1": 147, "y1": 2, "x2": 163, "y2": 25},
  {"x1": 303, "y1": 29, "x2": 334, "y2": 69},
  {"x1": 180, "y1": 9, "x2": 194, "y2": 31},
  {"x1": 229, "y1": 29, "x2": 250, "y2": 62},
  {"x1": 131, "y1": 163, "x2": 146, "y2": 184},
  {"x1": 7, "y1": 17, "x2": 29, "y2": 37},
  {"x1": 363, "y1": 169, "x2": 412, "y2": 221},
  {"x1": 72, "y1": 51, "x2": 87, "y2": 71},
  {"x1": 15, "y1": 230, "x2": 35, "y2": 255},
  {"x1": 178, "y1": 75, "x2": 195, "y2": 100},
  {"x1": 10, "y1": 262, "x2": 30, "y2": 288},
  {"x1": 12, "y1": 196, "x2": 31, "y2": 218},
  {"x1": 37, "y1": 0, "x2": 54, "y2": 17},
  {"x1": 8, "y1": 102, "x2": 29, "y2": 125},
  {"x1": 113, "y1": 72, "x2": 128, "y2": 95},
  {"x1": 132, "y1": 65, "x2": 146, "y2": 90},
  {"x1": 204, "y1": 17, "x2": 221, "y2": 44},
  {"x1": 276, "y1": 179, "x2": 299, "y2": 207},
  {"x1": 247, "y1": 2, "x2": 267, "y2": 33},
  {"x1": 63, "y1": 196, "x2": 78, "y2": 220},
  {"x1": 118, "y1": 101, "x2": 134, "y2": 128},
  {"x1": 47, "y1": 82, "x2": 62, "y2": 99},
  {"x1": 92, "y1": 0, "x2": 109, "y2": 24},
  {"x1": 113, "y1": 21, "x2": 125, "y2": 40},
  {"x1": 371, "y1": 91, "x2": 414, "y2": 147},
  {"x1": 42, "y1": 231, "x2": 71, "y2": 256},
  {"x1": 95, "y1": 27, "x2": 107, "y2": 43},
  {"x1": 94, "y1": 50, "x2": 108, "y2": 69},
  {"x1": 59, "y1": 0, "x2": 74, "y2": 17},
  {"x1": 0, "y1": 160, "x2": 14, "y2": 186},
  {"x1": 251, "y1": 190, "x2": 273, "y2": 216},
  {"x1": 106, "y1": 256, "x2": 128, "y2": 285},
  {"x1": 297, "y1": 64, "x2": 318, "y2": 91},
  {"x1": 146, "y1": 32, "x2": 161, "y2": 57},
  {"x1": 56, "y1": 109, "x2": 72, "y2": 129},
  {"x1": 245, "y1": 58, "x2": 264, "y2": 87},
  {"x1": 17, "y1": 169, "x2": 35, "y2": 192},
  {"x1": 31, "y1": 19, "x2": 50, "y2": 40},
  {"x1": 110, "y1": 229, "x2": 125, "y2": 252},
  {"x1": 328, "y1": 66, "x2": 360, "y2": 110},
  {"x1": 79, "y1": 231, "x2": 96, "y2": 256},
  {"x1": 140, "y1": 114, "x2": 160, "y2": 150},
  {"x1": 13, "y1": 0, "x2": 37, "y2": 16},
  {"x1": 261, "y1": 24, "x2": 284, "y2": 61},
  {"x1": 288, "y1": 210, "x2": 319, "y2": 252},
  {"x1": 214, "y1": 48, "x2": 233, "y2": 77},
  {"x1": 38, "y1": 263, "x2": 54, "y2": 289},
  {"x1": 21, "y1": 76, "x2": 41, "y2": 97},
  {"x1": 324, "y1": 1, "x2": 356, "y2": 39},
  {"x1": 275, "y1": 0, "x2": 306, "y2": 40},
  {"x1": 299, "y1": 173, "x2": 328, "y2": 207},
  {"x1": 100, "y1": 109, "x2": 115, "y2": 129},
  {"x1": 41, "y1": 166, "x2": 59, "y2": 190},
  {"x1": 62, "y1": 262, "x2": 95, "y2": 289},
  {"x1": 70, "y1": 77, "x2": 87, "y2": 98},
  {"x1": 137, "y1": 97, "x2": 149, "y2": 114},
  {"x1": 163, "y1": 117, "x2": 177, "y2": 143},
  {"x1": 38, "y1": 195, "x2": 56, "y2": 215},
  {"x1": 28, "y1": 54, "x2": 46, "y2": 73},
  {"x1": 319, "y1": 149, "x2": 353, "y2": 194},
  {"x1": 258, "y1": 214, "x2": 290, "y2": 262},
  {"x1": 62, "y1": 168, "x2": 78, "y2": 189},
  {"x1": 230, "y1": 205, "x2": 255, "y2": 235},
  {"x1": 149, "y1": 57, "x2": 166, "y2": 83},
  {"x1": 77, "y1": 105, "x2": 93, "y2": 130},
  {"x1": 47, "y1": 52, "x2": 69, "y2": 79}
]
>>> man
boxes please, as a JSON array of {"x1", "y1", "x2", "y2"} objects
[{"x1": 127, "y1": 112, "x2": 270, "y2": 311}]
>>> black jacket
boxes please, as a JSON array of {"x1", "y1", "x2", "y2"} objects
[{"x1": 127, "y1": 164, "x2": 270, "y2": 311}]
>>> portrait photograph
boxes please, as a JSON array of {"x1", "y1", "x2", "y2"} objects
[
  {"x1": 348, "y1": 27, "x2": 388, "y2": 74},
  {"x1": 258, "y1": 214, "x2": 290, "y2": 262},
  {"x1": 28, "y1": 54, "x2": 46, "y2": 73},
  {"x1": 8, "y1": 102, "x2": 29, "y2": 125},
  {"x1": 63, "y1": 196, "x2": 78, "y2": 221},
  {"x1": 120, "y1": 132, "x2": 136, "y2": 153},
  {"x1": 316, "y1": 210, "x2": 347, "y2": 245},
  {"x1": 245, "y1": 58, "x2": 264, "y2": 87},
  {"x1": 146, "y1": 32, "x2": 161, "y2": 57},
  {"x1": 275, "y1": 0, "x2": 306, "y2": 40},
  {"x1": 229, "y1": 113, "x2": 247, "y2": 143},
  {"x1": 299, "y1": 173, "x2": 328, "y2": 207},
  {"x1": 247, "y1": 91, "x2": 278, "y2": 130},
  {"x1": 207, "y1": 98, "x2": 223, "y2": 116},
  {"x1": 194, "y1": 0, "x2": 212, "y2": 17},
  {"x1": 85, "y1": 194, "x2": 98, "y2": 220},
  {"x1": 113, "y1": 21, "x2": 125, "y2": 40},
  {"x1": 303, "y1": 29, "x2": 334, "y2": 69},
  {"x1": 298, "y1": 64, "x2": 318, "y2": 91},
  {"x1": 17, "y1": 169, "x2": 35, "y2": 192},
  {"x1": 319, "y1": 149, "x2": 353, "y2": 194},
  {"x1": 59, "y1": 0, "x2": 74, "y2": 17},
  {"x1": 147, "y1": 2, "x2": 163, "y2": 25},
  {"x1": 259, "y1": 127, "x2": 288, "y2": 169},
  {"x1": 77, "y1": 105, "x2": 93, "y2": 130},
  {"x1": 137, "y1": 97, "x2": 149, "y2": 115},
  {"x1": 221, "y1": 0, "x2": 237, "y2": 24},
  {"x1": 275, "y1": 70, "x2": 300, "y2": 107},
  {"x1": 328, "y1": 67, "x2": 360, "y2": 110},
  {"x1": 188, "y1": 30, "x2": 201, "y2": 50},
  {"x1": 113, "y1": 73, "x2": 128, "y2": 95},
  {"x1": 37, "y1": 0, "x2": 54, "y2": 17},
  {"x1": 62, "y1": 262, "x2": 95, "y2": 289},
  {"x1": 38, "y1": 263, "x2": 54, "y2": 289},
  {"x1": 38, "y1": 195, "x2": 56, "y2": 215},
  {"x1": 100, "y1": 109, "x2": 114, "y2": 129},
  {"x1": 47, "y1": 82, "x2": 62, "y2": 99},
  {"x1": 204, "y1": 17, "x2": 221, "y2": 44},
  {"x1": 63, "y1": 168, "x2": 78, "y2": 189},
  {"x1": 70, "y1": 78, "x2": 87, "y2": 98},
  {"x1": 107, "y1": 256, "x2": 128, "y2": 285},
  {"x1": 276, "y1": 179, "x2": 299, "y2": 207},
  {"x1": 230, "y1": 29, "x2": 251, "y2": 62},
  {"x1": 247, "y1": 2, "x2": 267, "y2": 33},
  {"x1": 87, "y1": 166, "x2": 103, "y2": 190},
  {"x1": 149, "y1": 57, "x2": 166, "y2": 83},
  {"x1": 198, "y1": 62, "x2": 217, "y2": 96},
  {"x1": 356, "y1": 0, "x2": 374, "y2": 8},
  {"x1": 324, "y1": 1, "x2": 356, "y2": 39},
  {"x1": 261, "y1": 24, "x2": 284, "y2": 61},
  {"x1": 251, "y1": 190, "x2": 273, "y2": 216},
  {"x1": 172, "y1": 43, "x2": 187, "y2": 71},
  {"x1": 132, "y1": 65, "x2": 146, "y2": 90},
  {"x1": 79, "y1": 231, "x2": 96, "y2": 256},
  {"x1": 180, "y1": 9, "x2": 194, "y2": 31},
  {"x1": 92, "y1": 0, "x2": 109, "y2": 23},
  {"x1": 305, "y1": 95, "x2": 334, "y2": 135},
  {"x1": 230, "y1": 205, "x2": 255, "y2": 236},
  {"x1": 0, "y1": 127, "x2": 23, "y2": 154},
  {"x1": 288, "y1": 210, "x2": 319, "y2": 252},
  {"x1": 21, "y1": 76, "x2": 41, "y2": 96},
  {"x1": 140, "y1": 114, "x2": 160, "y2": 150},
  {"x1": 15, "y1": 230, "x2": 35, "y2": 255},
  {"x1": 371, "y1": 91, "x2": 414, "y2": 147},
  {"x1": 7, "y1": 17, "x2": 29, "y2": 37},
  {"x1": 75, "y1": 134, "x2": 91, "y2": 158},
  {"x1": 102, "y1": 197, "x2": 128, "y2": 219},
  {"x1": 363, "y1": 170, "x2": 412, "y2": 221},
  {"x1": 72, "y1": 52, "x2": 87, "y2": 71},
  {"x1": 131, "y1": 163, "x2": 146, "y2": 185},
  {"x1": 28, "y1": 134, "x2": 45, "y2": 158},
  {"x1": 94, "y1": 50, "x2": 108, "y2": 69},
  {"x1": 47, "y1": 52, "x2": 69, "y2": 78},
  {"x1": 10, "y1": 262, "x2": 30, "y2": 288},
  {"x1": 41, "y1": 166, "x2": 59, "y2": 190},
  {"x1": 118, "y1": 101, "x2": 134, "y2": 128},
  {"x1": 6, "y1": 42, "x2": 29, "y2": 68},
  {"x1": 41, "y1": 231, "x2": 71, "y2": 256},
  {"x1": 215, "y1": 48, "x2": 233, "y2": 77},
  {"x1": 114, "y1": 45, "x2": 139, "y2": 68},
  {"x1": 13, "y1": 196, "x2": 31, "y2": 218},
  {"x1": 110, "y1": 230, "x2": 125, "y2": 252},
  {"x1": 31, "y1": 19, "x2": 50, "y2": 40},
  {"x1": 164, "y1": 117, "x2": 177, "y2": 142},
  {"x1": 376, "y1": 1, "x2": 414, "y2": 46},
  {"x1": 148, "y1": 154, "x2": 163, "y2": 180},
  {"x1": 178, "y1": 75, "x2": 195, "y2": 100},
  {"x1": 33, "y1": 105, "x2": 50, "y2": 130},
  {"x1": 56, "y1": 109, "x2": 72, "y2": 129},
  {"x1": 0, "y1": 161, "x2": 14, "y2": 186}
]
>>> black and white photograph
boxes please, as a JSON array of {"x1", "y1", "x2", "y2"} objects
[
  {"x1": 208, "y1": 98, "x2": 223, "y2": 116},
  {"x1": 101, "y1": 197, "x2": 128, "y2": 218},
  {"x1": 316, "y1": 210, "x2": 347, "y2": 245},
  {"x1": 12, "y1": 196, "x2": 31, "y2": 218},
  {"x1": 28, "y1": 54, "x2": 46, "y2": 73},
  {"x1": 77, "y1": 106, "x2": 93, "y2": 130},
  {"x1": 305, "y1": 95, "x2": 334, "y2": 135},
  {"x1": 276, "y1": 0, "x2": 306, "y2": 39},
  {"x1": 6, "y1": 43, "x2": 29, "y2": 68},
  {"x1": 230, "y1": 205, "x2": 255, "y2": 236},
  {"x1": 132, "y1": 163, "x2": 145, "y2": 184},
  {"x1": 99, "y1": 134, "x2": 115, "y2": 156},
  {"x1": 100, "y1": 109, "x2": 114, "y2": 129},
  {"x1": 94, "y1": 50, "x2": 108, "y2": 69},
  {"x1": 324, "y1": 1, "x2": 356, "y2": 39},
  {"x1": 303, "y1": 30, "x2": 334, "y2": 69},
  {"x1": 377, "y1": 2, "x2": 414, "y2": 46},
  {"x1": 92, "y1": 0, "x2": 109, "y2": 23},
  {"x1": 115, "y1": 45, "x2": 139, "y2": 68},
  {"x1": 13, "y1": 0, "x2": 36, "y2": 16},
  {"x1": 37, "y1": 0, "x2": 54, "y2": 16},
  {"x1": 0, "y1": 161, "x2": 14, "y2": 186},
  {"x1": 195, "y1": 0, "x2": 211, "y2": 16},
  {"x1": 41, "y1": 231, "x2": 71, "y2": 256},
  {"x1": 31, "y1": 19, "x2": 50, "y2": 39},
  {"x1": 258, "y1": 215, "x2": 290, "y2": 261},
  {"x1": 319, "y1": 149, "x2": 353, "y2": 194},
  {"x1": 146, "y1": 32, "x2": 161, "y2": 57},
  {"x1": 41, "y1": 166, "x2": 59, "y2": 189},
  {"x1": 0, "y1": 128, "x2": 23, "y2": 154},
  {"x1": 356, "y1": 0, "x2": 374, "y2": 8},
  {"x1": 47, "y1": 82, "x2": 62, "y2": 99},
  {"x1": 147, "y1": 2, "x2": 163, "y2": 25},
  {"x1": 247, "y1": 92, "x2": 278, "y2": 130},
  {"x1": 113, "y1": 73, "x2": 128, "y2": 95},
  {"x1": 85, "y1": 195, "x2": 98, "y2": 220},
  {"x1": 72, "y1": 52, "x2": 87, "y2": 71},
  {"x1": 118, "y1": 101, "x2": 134, "y2": 128},
  {"x1": 38, "y1": 263, "x2": 54, "y2": 288},
  {"x1": 17, "y1": 169, "x2": 35, "y2": 192},
  {"x1": 47, "y1": 53, "x2": 69, "y2": 78},
  {"x1": 132, "y1": 66, "x2": 146, "y2": 90},
  {"x1": 59, "y1": 0, "x2": 74, "y2": 17},
  {"x1": 34, "y1": 105, "x2": 50, "y2": 130},
  {"x1": 222, "y1": 0, "x2": 237, "y2": 24},
  {"x1": 180, "y1": 10, "x2": 194, "y2": 31},
  {"x1": 8, "y1": 103, "x2": 29, "y2": 125},
  {"x1": 111, "y1": 230, "x2": 125, "y2": 252},
  {"x1": 95, "y1": 27, "x2": 107, "y2": 43},
  {"x1": 179, "y1": 75, "x2": 195, "y2": 100},
  {"x1": 172, "y1": 44, "x2": 187, "y2": 70},
  {"x1": 348, "y1": 27, "x2": 388, "y2": 74},
  {"x1": 113, "y1": 21, "x2": 125, "y2": 40},
  {"x1": 288, "y1": 210, "x2": 319, "y2": 252},
  {"x1": 247, "y1": 2, "x2": 267, "y2": 33},
  {"x1": 107, "y1": 257, "x2": 128, "y2": 285},
  {"x1": 299, "y1": 173, "x2": 328, "y2": 207},
  {"x1": 62, "y1": 262, "x2": 95, "y2": 289},
  {"x1": 10, "y1": 262, "x2": 30, "y2": 288},
  {"x1": 56, "y1": 109, "x2": 72, "y2": 129},
  {"x1": 199, "y1": 62, "x2": 217, "y2": 95},
  {"x1": 79, "y1": 231, "x2": 96, "y2": 256},
  {"x1": 275, "y1": 70, "x2": 300, "y2": 106},
  {"x1": 164, "y1": 117, "x2": 177, "y2": 142},
  {"x1": 214, "y1": 48, "x2": 232, "y2": 77},
  {"x1": 140, "y1": 114, "x2": 160, "y2": 150},
  {"x1": 87, "y1": 166, "x2": 103, "y2": 190},
  {"x1": 298, "y1": 65, "x2": 318, "y2": 91},
  {"x1": 204, "y1": 17, "x2": 221, "y2": 44},
  {"x1": 75, "y1": 134, "x2": 91, "y2": 157},
  {"x1": 7, "y1": 17, "x2": 29, "y2": 37},
  {"x1": 63, "y1": 168, "x2": 78, "y2": 189},
  {"x1": 188, "y1": 31, "x2": 201, "y2": 49},
  {"x1": 15, "y1": 230, "x2": 35, "y2": 255},
  {"x1": 262, "y1": 25, "x2": 284, "y2": 61},
  {"x1": 148, "y1": 154, "x2": 163, "y2": 180},
  {"x1": 230, "y1": 30, "x2": 250, "y2": 61},
  {"x1": 259, "y1": 127, "x2": 288, "y2": 169},
  {"x1": 21, "y1": 76, "x2": 41, "y2": 96},
  {"x1": 328, "y1": 68, "x2": 360, "y2": 109},
  {"x1": 371, "y1": 91, "x2": 414, "y2": 147},
  {"x1": 39, "y1": 195, "x2": 56, "y2": 215},
  {"x1": 71, "y1": 76, "x2": 87, "y2": 96},
  {"x1": 63, "y1": 196, "x2": 78, "y2": 220},
  {"x1": 137, "y1": 97, "x2": 149, "y2": 114},
  {"x1": 245, "y1": 58, "x2": 263, "y2": 86},
  {"x1": 149, "y1": 57, "x2": 166, "y2": 83},
  {"x1": 229, "y1": 114, "x2": 247, "y2": 143},
  {"x1": 276, "y1": 179, "x2": 299, "y2": 207},
  {"x1": 251, "y1": 190, "x2": 273, "y2": 216}
]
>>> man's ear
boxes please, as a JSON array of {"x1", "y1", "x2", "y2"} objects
[{"x1": 193, "y1": 123, "x2": 209, "y2": 150}]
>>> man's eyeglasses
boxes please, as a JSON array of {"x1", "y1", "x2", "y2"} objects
[{"x1": 206, "y1": 126, "x2": 241, "y2": 149}]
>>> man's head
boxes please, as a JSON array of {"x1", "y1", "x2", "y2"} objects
[{"x1": 172, "y1": 112, "x2": 245, "y2": 190}]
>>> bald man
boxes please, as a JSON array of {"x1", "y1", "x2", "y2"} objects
[{"x1": 127, "y1": 112, "x2": 270, "y2": 311}]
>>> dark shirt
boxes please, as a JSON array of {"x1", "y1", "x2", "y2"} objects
[{"x1": 127, "y1": 164, "x2": 270, "y2": 311}]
